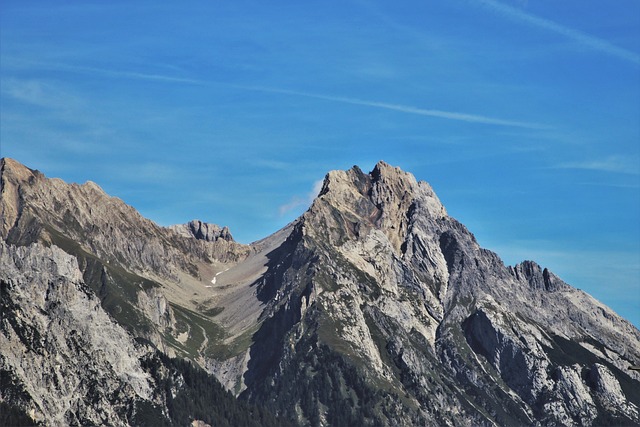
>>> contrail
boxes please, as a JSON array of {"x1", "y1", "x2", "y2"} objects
[
  {"x1": 243, "y1": 85, "x2": 549, "y2": 129},
  {"x1": 477, "y1": 0, "x2": 640, "y2": 65}
]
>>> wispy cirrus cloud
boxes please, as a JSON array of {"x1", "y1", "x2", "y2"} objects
[
  {"x1": 1, "y1": 78, "x2": 82, "y2": 109},
  {"x1": 2, "y1": 57, "x2": 204, "y2": 86},
  {"x1": 111, "y1": 161, "x2": 182, "y2": 184},
  {"x1": 476, "y1": 0, "x2": 640, "y2": 65},
  {"x1": 248, "y1": 159, "x2": 293, "y2": 171},
  {"x1": 279, "y1": 179, "x2": 324, "y2": 216},
  {"x1": 555, "y1": 156, "x2": 640, "y2": 175},
  {"x1": 63, "y1": 64, "x2": 202, "y2": 85}
]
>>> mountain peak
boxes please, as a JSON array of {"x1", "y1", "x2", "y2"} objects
[
  {"x1": 1, "y1": 158, "x2": 41, "y2": 239},
  {"x1": 370, "y1": 160, "x2": 447, "y2": 217},
  {"x1": 81, "y1": 180, "x2": 107, "y2": 195},
  {"x1": 371, "y1": 159, "x2": 416, "y2": 184},
  {"x1": 317, "y1": 161, "x2": 445, "y2": 215},
  {"x1": 1, "y1": 157, "x2": 41, "y2": 184},
  {"x1": 305, "y1": 162, "x2": 446, "y2": 258}
]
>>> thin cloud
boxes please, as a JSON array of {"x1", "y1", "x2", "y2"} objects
[
  {"x1": 556, "y1": 156, "x2": 640, "y2": 175},
  {"x1": 477, "y1": 0, "x2": 640, "y2": 65},
  {"x1": 111, "y1": 161, "x2": 181, "y2": 184},
  {"x1": 3, "y1": 57, "x2": 203, "y2": 85},
  {"x1": 279, "y1": 179, "x2": 324, "y2": 216},
  {"x1": 248, "y1": 159, "x2": 293, "y2": 171},
  {"x1": 1, "y1": 78, "x2": 82, "y2": 109},
  {"x1": 80, "y1": 66, "x2": 203, "y2": 85}
]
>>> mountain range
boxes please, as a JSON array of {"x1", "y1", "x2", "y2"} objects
[{"x1": 1, "y1": 157, "x2": 639, "y2": 426}]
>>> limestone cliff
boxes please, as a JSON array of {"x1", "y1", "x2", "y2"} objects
[{"x1": 0, "y1": 241, "x2": 152, "y2": 425}]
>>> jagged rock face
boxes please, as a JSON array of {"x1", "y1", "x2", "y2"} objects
[
  {"x1": 2, "y1": 158, "x2": 639, "y2": 427},
  {"x1": 170, "y1": 220, "x2": 234, "y2": 243},
  {"x1": 0, "y1": 242, "x2": 153, "y2": 426}
]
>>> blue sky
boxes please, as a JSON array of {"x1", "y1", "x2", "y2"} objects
[{"x1": 1, "y1": 0, "x2": 639, "y2": 326}]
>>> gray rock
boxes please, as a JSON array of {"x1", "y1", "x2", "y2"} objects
[
  {"x1": 170, "y1": 220, "x2": 234, "y2": 242},
  {"x1": 0, "y1": 242, "x2": 153, "y2": 425}
]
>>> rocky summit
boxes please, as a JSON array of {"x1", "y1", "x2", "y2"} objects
[{"x1": 1, "y1": 157, "x2": 639, "y2": 426}]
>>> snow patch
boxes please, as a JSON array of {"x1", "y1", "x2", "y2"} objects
[{"x1": 210, "y1": 269, "x2": 229, "y2": 285}]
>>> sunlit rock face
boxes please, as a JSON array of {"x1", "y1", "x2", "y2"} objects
[
  {"x1": 0, "y1": 242, "x2": 153, "y2": 426},
  {"x1": 2, "y1": 157, "x2": 639, "y2": 426}
]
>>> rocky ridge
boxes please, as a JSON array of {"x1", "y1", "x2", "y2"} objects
[
  {"x1": 0, "y1": 159, "x2": 250, "y2": 272},
  {"x1": 1, "y1": 157, "x2": 639, "y2": 426}
]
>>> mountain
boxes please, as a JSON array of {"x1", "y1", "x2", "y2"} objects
[{"x1": 1, "y1": 157, "x2": 639, "y2": 426}]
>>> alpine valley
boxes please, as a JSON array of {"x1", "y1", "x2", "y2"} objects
[{"x1": 1, "y1": 157, "x2": 639, "y2": 427}]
